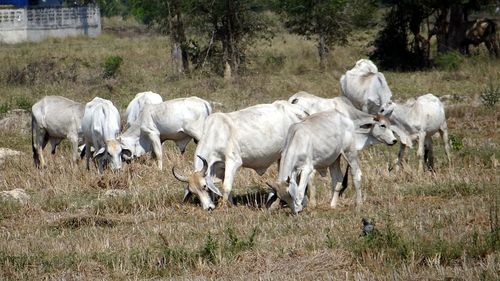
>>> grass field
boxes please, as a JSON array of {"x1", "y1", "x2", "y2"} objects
[{"x1": 0, "y1": 18, "x2": 499, "y2": 280}]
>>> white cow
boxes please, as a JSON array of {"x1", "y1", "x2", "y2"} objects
[
  {"x1": 379, "y1": 93, "x2": 451, "y2": 172},
  {"x1": 172, "y1": 101, "x2": 309, "y2": 210},
  {"x1": 31, "y1": 96, "x2": 85, "y2": 168},
  {"x1": 269, "y1": 110, "x2": 398, "y2": 214},
  {"x1": 82, "y1": 97, "x2": 130, "y2": 173},
  {"x1": 119, "y1": 96, "x2": 212, "y2": 170},
  {"x1": 340, "y1": 59, "x2": 392, "y2": 114},
  {"x1": 124, "y1": 91, "x2": 163, "y2": 128}
]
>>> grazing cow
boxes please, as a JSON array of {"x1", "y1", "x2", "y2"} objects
[
  {"x1": 82, "y1": 97, "x2": 130, "y2": 173},
  {"x1": 340, "y1": 59, "x2": 392, "y2": 114},
  {"x1": 464, "y1": 18, "x2": 498, "y2": 57},
  {"x1": 124, "y1": 91, "x2": 163, "y2": 128},
  {"x1": 269, "y1": 110, "x2": 397, "y2": 214},
  {"x1": 172, "y1": 101, "x2": 309, "y2": 210},
  {"x1": 119, "y1": 97, "x2": 212, "y2": 170},
  {"x1": 379, "y1": 93, "x2": 451, "y2": 172},
  {"x1": 31, "y1": 96, "x2": 85, "y2": 168},
  {"x1": 288, "y1": 91, "x2": 361, "y2": 116}
]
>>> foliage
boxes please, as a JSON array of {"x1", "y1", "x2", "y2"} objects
[
  {"x1": 449, "y1": 134, "x2": 464, "y2": 151},
  {"x1": 102, "y1": 55, "x2": 123, "y2": 79},
  {"x1": 369, "y1": 3, "x2": 430, "y2": 70},
  {"x1": 275, "y1": 0, "x2": 351, "y2": 69},
  {"x1": 347, "y1": 0, "x2": 378, "y2": 29},
  {"x1": 480, "y1": 80, "x2": 499, "y2": 108},
  {"x1": 435, "y1": 51, "x2": 463, "y2": 71}
]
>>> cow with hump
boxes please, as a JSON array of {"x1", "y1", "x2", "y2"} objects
[
  {"x1": 269, "y1": 108, "x2": 397, "y2": 214},
  {"x1": 119, "y1": 96, "x2": 212, "y2": 170},
  {"x1": 340, "y1": 59, "x2": 392, "y2": 114},
  {"x1": 379, "y1": 93, "x2": 451, "y2": 172},
  {"x1": 82, "y1": 97, "x2": 130, "y2": 173},
  {"x1": 172, "y1": 100, "x2": 309, "y2": 210},
  {"x1": 124, "y1": 91, "x2": 163, "y2": 128},
  {"x1": 31, "y1": 96, "x2": 85, "y2": 168}
]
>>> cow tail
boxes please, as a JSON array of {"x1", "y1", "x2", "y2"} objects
[
  {"x1": 338, "y1": 164, "x2": 349, "y2": 197},
  {"x1": 31, "y1": 113, "x2": 40, "y2": 168}
]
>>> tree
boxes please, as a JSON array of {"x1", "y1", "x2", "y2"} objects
[
  {"x1": 370, "y1": 0, "x2": 494, "y2": 70},
  {"x1": 186, "y1": 0, "x2": 274, "y2": 77},
  {"x1": 131, "y1": 0, "x2": 189, "y2": 74},
  {"x1": 275, "y1": 0, "x2": 351, "y2": 70}
]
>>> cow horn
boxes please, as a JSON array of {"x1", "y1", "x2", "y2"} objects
[
  {"x1": 172, "y1": 166, "x2": 188, "y2": 183},
  {"x1": 197, "y1": 155, "x2": 209, "y2": 175},
  {"x1": 205, "y1": 176, "x2": 222, "y2": 197},
  {"x1": 182, "y1": 188, "x2": 192, "y2": 203}
]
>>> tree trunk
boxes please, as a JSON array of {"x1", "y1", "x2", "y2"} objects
[
  {"x1": 168, "y1": 0, "x2": 188, "y2": 74},
  {"x1": 446, "y1": 4, "x2": 467, "y2": 54},
  {"x1": 435, "y1": 8, "x2": 449, "y2": 54},
  {"x1": 318, "y1": 33, "x2": 327, "y2": 71}
]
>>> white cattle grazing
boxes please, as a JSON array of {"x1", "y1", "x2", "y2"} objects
[
  {"x1": 340, "y1": 59, "x2": 392, "y2": 114},
  {"x1": 172, "y1": 101, "x2": 309, "y2": 210},
  {"x1": 289, "y1": 91, "x2": 361, "y2": 116},
  {"x1": 82, "y1": 97, "x2": 130, "y2": 173},
  {"x1": 269, "y1": 110, "x2": 397, "y2": 214},
  {"x1": 119, "y1": 96, "x2": 212, "y2": 170},
  {"x1": 124, "y1": 91, "x2": 163, "y2": 128},
  {"x1": 379, "y1": 93, "x2": 451, "y2": 172},
  {"x1": 31, "y1": 96, "x2": 85, "y2": 168}
]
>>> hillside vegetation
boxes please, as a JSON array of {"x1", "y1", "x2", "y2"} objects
[{"x1": 0, "y1": 19, "x2": 499, "y2": 280}]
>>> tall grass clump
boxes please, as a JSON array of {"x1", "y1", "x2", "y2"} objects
[{"x1": 480, "y1": 80, "x2": 499, "y2": 108}]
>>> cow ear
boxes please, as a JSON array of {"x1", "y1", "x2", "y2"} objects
[
  {"x1": 93, "y1": 147, "x2": 106, "y2": 158},
  {"x1": 182, "y1": 188, "x2": 192, "y2": 203},
  {"x1": 121, "y1": 148, "x2": 132, "y2": 160}
]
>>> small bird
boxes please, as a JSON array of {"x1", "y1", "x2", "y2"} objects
[{"x1": 361, "y1": 218, "x2": 375, "y2": 236}]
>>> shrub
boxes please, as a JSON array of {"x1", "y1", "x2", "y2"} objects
[
  {"x1": 435, "y1": 51, "x2": 463, "y2": 71},
  {"x1": 102, "y1": 55, "x2": 123, "y2": 79},
  {"x1": 480, "y1": 81, "x2": 499, "y2": 108},
  {"x1": 449, "y1": 134, "x2": 464, "y2": 151}
]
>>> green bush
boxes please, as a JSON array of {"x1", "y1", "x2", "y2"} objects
[
  {"x1": 102, "y1": 55, "x2": 123, "y2": 79},
  {"x1": 449, "y1": 134, "x2": 464, "y2": 151},
  {"x1": 435, "y1": 51, "x2": 463, "y2": 71}
]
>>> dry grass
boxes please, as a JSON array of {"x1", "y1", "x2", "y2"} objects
[{"x1": 0, "y1": 19, "x2": 499, "y2": 280}]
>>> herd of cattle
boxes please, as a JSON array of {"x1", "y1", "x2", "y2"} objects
[{"x1": 30, "y1": 59, "x2": 451, "y2": 214}]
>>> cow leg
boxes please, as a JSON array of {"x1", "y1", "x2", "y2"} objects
[
  {"x1": 329, "y1": 157, "x2": 343, "y2": 208},
  {"x1": 424, "y1": 137, "x2": 434, "y2": 171},
  {"x1": 175, "y1": 138, "x2": 191, "y2": 161},
  {"x1": 345, "y1": 151, "x2": 362, "y2": 207},
  {"x1": 294, "y1": 166, "x2": 313, "y2": 213},
  {"x1": 68, "y1": 134, "x2": 80, "y2": 164},
  {"x1": 440, "y1": 122, "x2": 451, "y2": 167},
  {"x1": 85, "y1": 142, "x2": 92, "y2": 171},
  {"x1": 416, "y1": 131, "x2": 427, "y2": 173},
  {"x1": 33, "y1": 126, "x2": 48, "y2": 168},
  {"x1": 49, "y1": 138, "x2": 62, "y2": 155},
  {"x1": 307, "y1": 170, "x2": 317, "y2": 208},
  {"x1": 221, "y1": 159, "x2": 242, "y2": 206},
  {"x1": 395, "y1": 143, "x2": 406, "y2": 172},
  {"x1": 148, "y1": 133, "x2": 163, "y2": 170}
]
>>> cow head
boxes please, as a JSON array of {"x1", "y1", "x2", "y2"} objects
[
  {"x1": 172, "y1": 155, "x2": 222, "y2": 210},
  {"x1": 267, "y1": 177, "x2": 304, "y2": 215},
  {"x1": 359, "y1": 115, "x2": 397, "y2": 146},
  {"x1": 94, "y1": 139, "x2": 132, "y2": 171},
  {"x1": 378, "y1": 101, "x2": 395, "y2": 116}
]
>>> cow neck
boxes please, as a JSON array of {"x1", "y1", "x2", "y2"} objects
[
  {"x1": 388, "y1": 102, "x2": 412, "y2": 136},
  {"x1": 354, "y1": 130, "x2": 381, "y2": 151}
]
